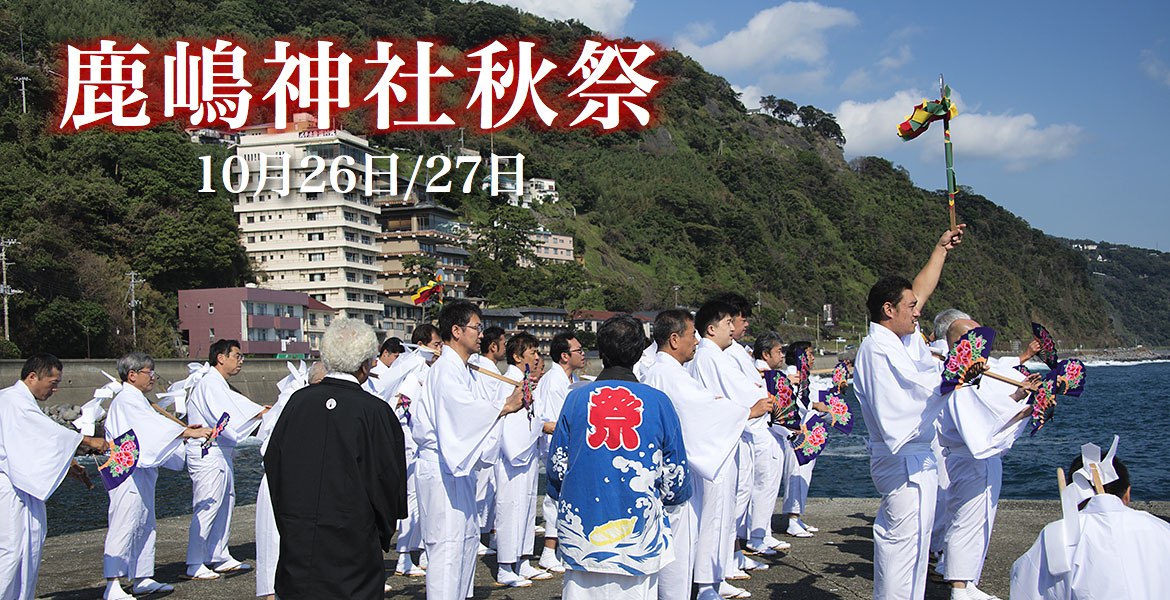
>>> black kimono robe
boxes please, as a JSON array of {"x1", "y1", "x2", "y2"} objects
[{"x1": 264, "y1": 375, "x2": 407, "y2": 599}]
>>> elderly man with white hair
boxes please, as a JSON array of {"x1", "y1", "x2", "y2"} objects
[{"x1": 264, "y1": 318, "x2": 409, "y2": 600}]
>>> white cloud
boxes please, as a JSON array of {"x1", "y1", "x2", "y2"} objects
[
  {"x1": 836, "y1": 89, "x2": 1083, "y2": 171},
  {"x1": 877, "y1": 44, "x2": 911, "y2": 72},
  {"x1": 734, "y1": 84, "x2": 765, "y2": 110},
  {"x1": 674, "y1": 2, "x2": 858, "y2": 74},
  {"x1": 1141, "y1": 48, "x2": 1170, "y2": 87},
  {"x1": 840, "y1": 68, "x2": 873, "y2": 93},
  {"x1": 479, "y1": 0, "x2": 634, "y2": 35}
]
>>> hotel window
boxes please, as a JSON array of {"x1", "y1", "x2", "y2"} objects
[
  {"x1": 308, "y1": 252, "x2": 325, "y2": 262},
  {"x1": 308, "y1": 273, "x2": 326, "y2": 282},
  {"x1": 307, "y1": 232, "x2": 324, "y2": 241}
]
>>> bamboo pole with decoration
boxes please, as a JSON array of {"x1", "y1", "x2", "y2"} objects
[{"x1": 898, "y1": 74, "x2": 960, "y2": 230}]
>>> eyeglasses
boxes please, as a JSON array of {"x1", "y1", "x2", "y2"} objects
[
  {"x1": 569, "y1": 348, "x2": 586, "y2": 354},
  {"x1": 460, "y1": 323, "x2": 485, "y2": 333},
  {"x1": 228, "y1": 352, "x2": 247, "y2": 360},
  {"x1": 135, "y1": 369, "x2": 159, "y2": 381}
]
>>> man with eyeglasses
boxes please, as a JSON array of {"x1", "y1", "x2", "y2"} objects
[
  {"x1": 101, "y1": 352, "x2": 212, "y2": 599},
  {"x1": 414, "y1": 301, "x2": 526, "y2": 600},
  {"x1": 535, "y1": 331, "x2": 587, "y2": 572},
  {"x1": 184, "y1": 339, "x2": 269, "y2": 580}
]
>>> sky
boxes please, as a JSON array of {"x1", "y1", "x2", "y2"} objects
[{"x1": 483, "y1": 0, "x2": 1170, "y2": 251}]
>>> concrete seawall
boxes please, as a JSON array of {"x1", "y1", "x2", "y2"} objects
[
  {"x1": 0, "y1": 358, "x2": 301, "y2": 408},
  {"x1": 34, "y1": 497, "x2": 1170, "y2": 599}
]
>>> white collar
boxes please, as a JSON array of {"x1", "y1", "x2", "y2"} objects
[{"x1": 325, "y1": 372, "x2": 360, "y2": 384}]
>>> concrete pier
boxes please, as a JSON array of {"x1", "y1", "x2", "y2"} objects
[{"x1": 35, "y1": 498, "x2": 1170, "y2": 599}]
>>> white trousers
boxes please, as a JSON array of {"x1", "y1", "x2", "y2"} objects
[
  {"x1": 781, "y1": 450, "x2": 816, "y2": 515},
  {"x1": 103, "y1": 467, "x2": 159, "y2": 579},
  {"x1": 656, "y1": 500, "x2": 695, "y2": 600},
  {"x1": 930, "y1": 439, "x2": 951, "y2": 555},
  {"x1": 186, "y1": 445, "x2": 235, "y2": 567},
  {"x1": 494, "y1": 459, "x2": 538, "y2": 564},
  {"x1": 746, "y1": 433, "x2": 784, "y2": 544},
  {"x1": 732, "y1": 437, "x2": 753, "y2": 539},
  {"x1": 0, "y1": 473, "x2": 46, "y2": 600},
  {"x1": 542, "y1": 494, "x2": 559, "y2": 540},
  {"x1": 417, "y1": 458, "x2": 479, "y2": 600},
  {"x1": 870, "y1": 453, "x2": 937, "y2": 600},
  {"x1": 693, "y1": 457, "x2": 737, "y2": 585},
  {"x1": 476, "y1": 462, "x2": 496, "y2": 534},
  {"x1": 564, "y1": 569, "x2": 657, "y2": 600},
  {"x1": 255, "y1": 473, "x2": 277, "y2": 596},
  {"x1": 941, "y1": 452, "x2": 1001, "y2": 583}
]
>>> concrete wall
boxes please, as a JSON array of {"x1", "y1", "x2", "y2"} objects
[{"x1": 0, "y1": 358, "x2": 299, "y2": 408}]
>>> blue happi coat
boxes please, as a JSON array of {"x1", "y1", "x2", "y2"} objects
[{"x1": 546, "y1": 367, "x2": 692, "y2": 576}]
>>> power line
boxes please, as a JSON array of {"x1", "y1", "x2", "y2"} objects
[{"x1": 1, "y1": 239, "x2": 23, "y2": 339}]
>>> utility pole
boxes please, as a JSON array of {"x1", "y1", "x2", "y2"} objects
[
  {"x1": 1, "y1": 239, "x2": 22, "y2": 339},
  {"x1": 14, "y1": 77, "x2": 28, "y2": 114},
  {"x1": 127, "y1": 271, "x2": 143, "y2": 347}
]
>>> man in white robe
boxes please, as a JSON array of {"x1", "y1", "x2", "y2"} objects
[
  {"x1": 184, "y1": 339, "x2": 268, "y2": 579},
  {"x1": 1, "y1": 354, "x2": 107, "y2": 600},
  {"x1": 936, "y1": 318, "x2": 1039, "y2": 600},
  {"x1": 641, "y1": 309, "x2": 771, "y2": 600},
  {"x1": 687, "y1": 301, "x2": 775, "y2": 600},
  {"x1": 928, "y1": 309, "x2": 963, "y2": 564},
  {"x1": 468, "y1": 327, "x2": 508, "y2": 555},
  {"x1": 415, "y1": 301, "x2": 525, "y2": 600},
  {"x1": 712, "y1": 294, "x2": 788, "y2": 567},
  {"x1": 535, "y1": 331, "x2": 585, "y2": 572},
  {"x1": 487, "y1": 332, "x2": 552, "y2": 587},
  {"x1": 853, "y1": 225, "x2": 965, "y2": 600},
  {"x1": 256, "y1": 361, "x2": 324, "y2": 599},
  {"x1": 102, "y1": 352, "x2": 213, "y2": 600},
  {"x1": 1011, "y1": 448, "x2": 1170, "y2": 599},
  {"x1": 751, "y1": 331, "x2": 797, "y2": 548},
  {"x1": 780, "y1": 346, "x2": 833, "y2": 538},
  {"x1": 370, "y1": 326, "x2": 441, "y2": 579}
]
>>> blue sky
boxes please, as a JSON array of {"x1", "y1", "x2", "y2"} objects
[{"x1": 486, "y1": 0, "x2": 1170, "y2": 250}]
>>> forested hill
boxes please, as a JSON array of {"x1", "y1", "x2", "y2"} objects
[{"x1": 0, "y1": 0, "x2": 1161, "y2": 356}]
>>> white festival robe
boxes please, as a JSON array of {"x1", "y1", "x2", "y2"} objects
[
  {"x1": 1010, "y1": 494, "x2": 1170, "y2": 599},
  {"x1": 490, "y1": 364, "x2": 543, "y2": 564},
  {"x1": 936, "y1": 357, "x2": 1028, "y2": 583},
  {"x1": 255, "y1": 365, "x2": 310, "y2": 597},
  {"x1": 641, "y1": 351, "x2": 749, "y2": 600},
  {"x1": 414, "y1": 348, "x2": 505, "y2": 600},
  {"x1": 928, "y1": 338, "x2": 951, "y2": 557},
  {"x1": 184, "y1": 369, "x2": 264, "y2": 568},
  {"x1": 367, "y1": 351, "x2": 429, "y2": 553},
  {"x1": 724, "y1": 342, "x2": 783, "y2": 543},
  {"x1": 535, "y1": 365, "x2": 579, "y2": 540},
  {"x1": 102, "y1": 385, "x2": 187, "y2": 580},
  {"x1": 0, "y1": 381, "x2": 83, "y2": 600},
  {"x1": 854, "y1": 323, "x2": 944, "y2": 600},
  {"x1": 686, "y1": 338, "x2": 763, "y2": 586}
]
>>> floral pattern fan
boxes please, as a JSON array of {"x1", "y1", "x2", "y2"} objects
[
  {"x1": 98, "y1": 430, "x2": 139, "y2": 491},
  {"x1": 790, "y1": 415, "x2": 829, "y2": 465},
  {"x1": 764, "y1": 370, "x2": 800, "y2": 429},
  {"x1": 1031, "y1": 322, "x2": 1059, "y2": 370},
  {"x1": 941, "y1": 326, "x2": 996, "y2": 394},
  {"x1": 1030, "y1": 359, "x2": 1088, "y2": 436},
  {"x1": 818, "y1": 389, "x2": 853, "y2": 434}
]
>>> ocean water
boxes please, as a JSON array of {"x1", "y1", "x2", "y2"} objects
[{"x1": 45, "y1": 361, "x2": 1170, "y2": 536}]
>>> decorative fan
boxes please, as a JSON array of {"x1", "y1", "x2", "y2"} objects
[
  {"x1": 790, "y1": 415, "x2": 830, "y2": 465},
  {"x1": 201, "y1": 412, "x2": 231, "y2": 457},
  {"x1": 940, "y1": 326, "x2": 996, "y2": 394},
  {"x1": 818, "y1": 389, "x2": 853, "y2": 434},
  {"x1": 764, "y1": 370, "x2": 800, "y2": 429},
  {"x1": 1031, "y1": 322, "x2": 1059, "y2": 370},
  {"x1": 98, "y1": 430, "x2": 139, "y2": 491}
]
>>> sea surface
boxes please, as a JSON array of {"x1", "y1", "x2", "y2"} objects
[{"x1": 46, "y1": 361, "x2": 1170, "y2": 536}]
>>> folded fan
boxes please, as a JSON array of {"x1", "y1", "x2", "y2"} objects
[{"x1": 764, "y1": 369, "x2": 800, "y2": 429}]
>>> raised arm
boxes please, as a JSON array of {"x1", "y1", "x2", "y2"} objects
[{"x1": 912, "y1": 224, "x2": 966, "y2": 310}]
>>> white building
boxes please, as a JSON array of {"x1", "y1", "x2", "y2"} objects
[{"x1": 232, "y1": 114, "x2": 387, "y2": 329}]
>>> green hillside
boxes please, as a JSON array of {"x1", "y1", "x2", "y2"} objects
[{"x1": 0, "y1": 0, "x2": 1157, "y2": 357}]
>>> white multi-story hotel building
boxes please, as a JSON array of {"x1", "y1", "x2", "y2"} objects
[{"x1": 232, "y1": 114, "x2": 386, "y2": 329}]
